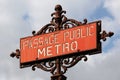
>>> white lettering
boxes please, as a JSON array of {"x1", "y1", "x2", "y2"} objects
[
  {"x1": 46, "y1": 46, "x2": 52, "y2": 56},
  {"x1": 38, "y1": 37, "x2": 44, "y2": 46},
  {"x1": 81, "y1": 28, "x2": 86, "y2": 38},
  {"x1": 22, "y1": 40, "x2": 29, "y2": 50},
  {"x1": 55, "y1": 44, "x2": 61, "y2": 54},
  {"x1": 71, "y1": 41, "x2": 78, "y2": 51},
  {"x1": 63, "y1": 43, "x2": 69, "y2": 52},
  {"x1": 38, "y1": 48, "x2": 46, "y2": 57},
  {"x1": 33, "y1": 38, "x2": 38, "y2": 48},
  {"x1": 64, "y1": 31, "x2": 69, "y2": 41},
  {"x1": 75, "y1": 29, "x2": 81, "y2": 39},
  {"x1": 54, "y1": 33, "x2": 59, "y2": 44},
  {"x1": 69, "y1": 30, "x2": 75, "y2": 40},
  {"x1": 49, "y1": 35, "x2": 54, "y2": 44},
  {"x1": 89, "y1": 26, "x2": 94, "y2": 36}
]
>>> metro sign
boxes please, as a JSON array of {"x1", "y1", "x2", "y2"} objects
[{"x1": 20, "y1": 21, "x2": 101, "y2": 66}]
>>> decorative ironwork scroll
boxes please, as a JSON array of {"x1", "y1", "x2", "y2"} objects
[
  {"x1": 32, "y1": 55, "x2": 87, "y2": 75},
  {"x1": 30, "y1": 5, "x2": 89, "y2": 80}
]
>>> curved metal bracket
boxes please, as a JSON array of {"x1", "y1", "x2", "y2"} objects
[
  {"x1": 61, "y1": 55, "x2": 87, "y2": 74},
  {"x1": 32, "y1": 55, "x2": 87, "y2": 75}
]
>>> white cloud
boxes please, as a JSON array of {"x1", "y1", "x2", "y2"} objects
[
  {"x1": 102, "y1": 0, "x2": 120, "y2": 32},
  {"x1": 104, "y1": 0, "x2": 120, "y2": 23},
  {"x1": 66, "y1": 39, "x2": 120, "y2": 80},
  {"x1": 0, "y1": 0, "x2": 32, "y2": 79},
  {"x1": 101, "y1": 17, "x2": 119, "y2": 32},
  {"x1": 100, "y1": 0, "x2": 120, "y2": 52},
  {"x1": 0, "y1": 0, "x2": 32, "y2": 53}
]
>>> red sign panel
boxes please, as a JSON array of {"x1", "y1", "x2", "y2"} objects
[{"x1": 20, "y1": 21, "x2": 101, "y2": 66}]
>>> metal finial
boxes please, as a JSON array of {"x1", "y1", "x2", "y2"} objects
[
  {"x1": 101, "y1": 30, "x2": 114, "y2": 41},
  {"x1": 10, "y1": 49, "x2": 20, "y2": 59}
]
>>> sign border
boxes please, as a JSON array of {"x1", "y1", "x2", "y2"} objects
[{"x1": 20, "y1": 21, "x2": 101, "y2": 68}]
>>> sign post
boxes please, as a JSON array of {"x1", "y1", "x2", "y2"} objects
[{"x1": 10, "y1": 5, "x2": 114, "y2": 80}]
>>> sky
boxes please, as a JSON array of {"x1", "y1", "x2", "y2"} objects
[{"x1": 0, "y1": 0, "x2": 120, "y2": 80}]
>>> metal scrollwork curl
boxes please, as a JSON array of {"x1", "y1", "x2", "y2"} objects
[
  {"x1": 61, "y1": 19, "x2": 82, "y2": 29},
  {"x1": 32, "y1": 23, "x2": 57, "y2": 35},
  {"x1": 61, "y1": 55, "x2": 88, "y2": 74},
  {"x1": 32, "y1": 60, "x2": 57, "y2": 74}
]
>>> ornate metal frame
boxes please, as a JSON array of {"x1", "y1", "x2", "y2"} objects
[{"x1": 10, "y1": 4, "x2": 114, "y2": 80}]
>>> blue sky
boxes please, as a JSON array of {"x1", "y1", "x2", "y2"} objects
[{"x1": 0, "y1": 0, "x2": 120, "y2": 80}]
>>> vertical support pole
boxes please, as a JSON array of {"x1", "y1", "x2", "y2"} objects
[
  {"x1": 51, "y1": 58, "x2": 66, "y2": 80},
  {"x1": 56, "y1": 58, "x2": 61, "y2": 75}
]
